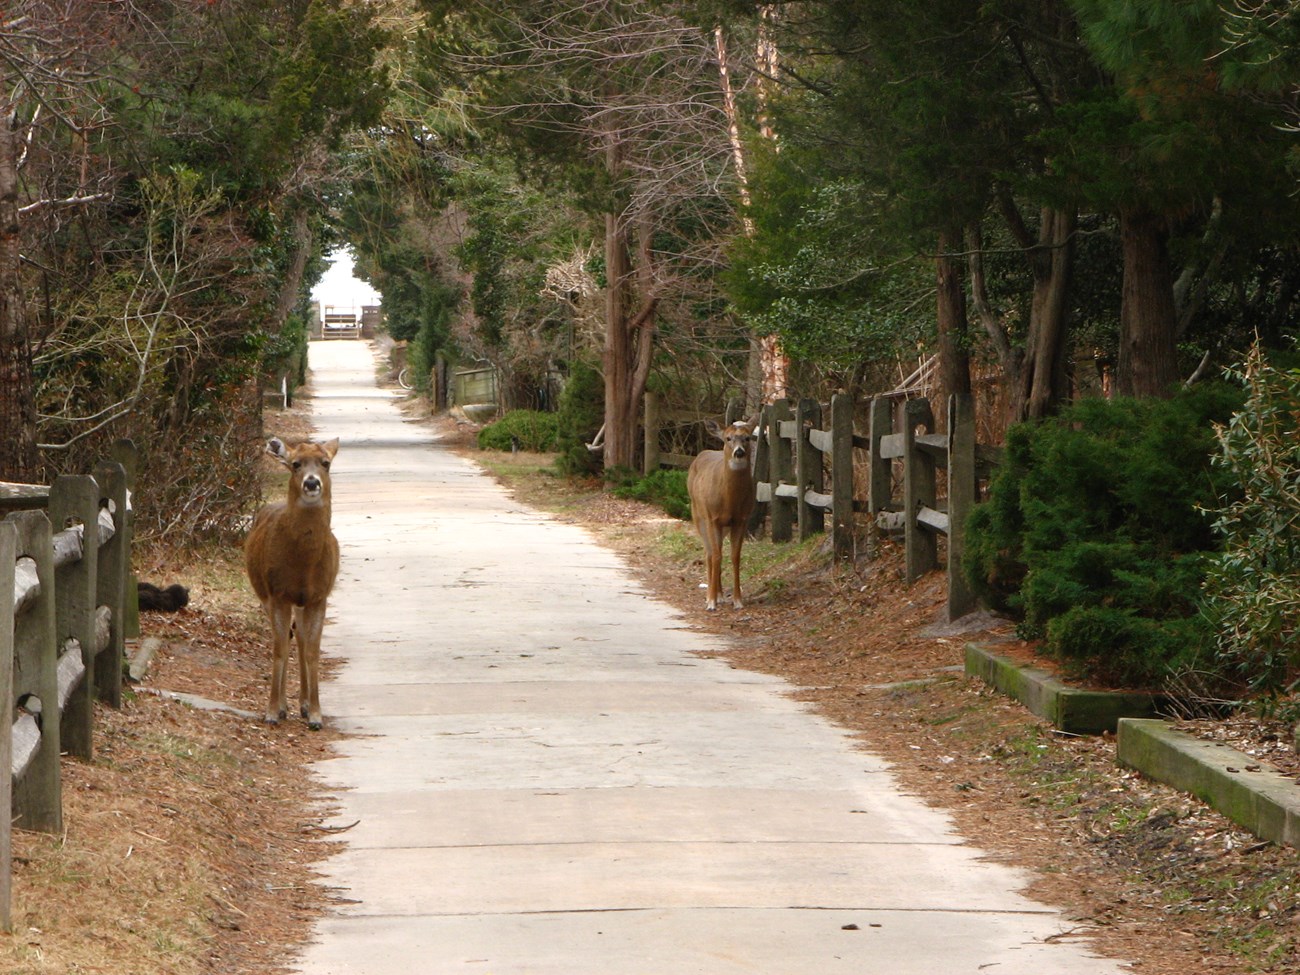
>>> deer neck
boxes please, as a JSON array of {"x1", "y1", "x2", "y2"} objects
[{"x1": 288, "y1": 489, "x2": 332, "y2": 525}]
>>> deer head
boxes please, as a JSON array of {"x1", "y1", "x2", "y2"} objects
[{"x1": 267, "y1": 437, "x2": 338, "y2": 509}]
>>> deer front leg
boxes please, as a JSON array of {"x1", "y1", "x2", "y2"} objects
[
  {"x1": 729, "y1": 524, "x2": 746, "y2": 609},
  {"x1": 701, "y1": 523, "x2": 723, "y2": 611},
  {"x1": 296, "y1": 603, "x2": 326, "y2": 730},
  {"x1": 265, "y1": 600, "x2": 294, "y2": 725}
]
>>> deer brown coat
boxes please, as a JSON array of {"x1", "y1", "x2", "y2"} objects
[{"x1": 244, "y1": 437, "x2": 339, "y2": 729}]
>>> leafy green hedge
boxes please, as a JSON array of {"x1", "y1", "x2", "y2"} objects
[
  {"x1": 477, "y1": 410, "x2": 559, "y2": 452},
  {"x1": 1200, "y1": 345, "x2": 1300, "y2": 701},
  {"x1": 963, "y1": 384, "x2": 1243, "y2": 689},
  {"x1": 608, "y1": 468, "x2": 691, "y2": 521}
]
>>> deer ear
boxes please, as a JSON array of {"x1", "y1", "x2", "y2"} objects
[
  {"x1": 266, "y1": 437, "x2": 290, "y2": 464},
  {"x1": 704, "y1": 419, "x2": 724, "y2": 441},
  {"x1": 321, "y1": 438, "x2": 339, "y2": 460}
]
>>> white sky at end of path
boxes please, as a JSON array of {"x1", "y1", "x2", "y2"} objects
[{"x1": 311, "y1": 247, "x2": 381, "y2": 311}]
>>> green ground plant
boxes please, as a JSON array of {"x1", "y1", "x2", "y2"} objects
[
  {"x1": 476, "y1": 409, "x2": 559, "y2": 452},
  {"x1": 963, "y1": 384, "x2": 1243, "y2": 689},
  {"x1": 1200, "y1": 343, "x2": 1300, "y2": 705},
  {"x1": 607, "y1": 468, "x2": 690, "y2": 520}
]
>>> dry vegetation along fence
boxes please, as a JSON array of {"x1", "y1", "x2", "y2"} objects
[
  {"x1": 0, "y1": 442, "x2": 135, "y2": 932},
  {"x1": 648, "y1": 391, "x2": 1002, "y2": 621}
]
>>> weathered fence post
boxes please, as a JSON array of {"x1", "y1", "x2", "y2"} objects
[
  {"x1": 947, "y1": 393, "x2": 977, "y2": 620},
  {"x1": 0, "y1": 520, "x2": 16, "y2": 932},
  {"x1": 796, "y1": 398, "x2": 825, "y2": 541},
  {"x1": 94, "y1": 457, "x2": 130, "y2": 709},
  {"x1": 49, "y1": 475, "x2": 99, "y2": 761},
  {"x1": 830, "y1": 392, "x2": 855, "y2": 560},
  {"x1": 866, "y1": 397, "x2": 893, "y2": 558},
  {"x1": 643, "y1": 391, "x2": 660, "y2": 476},
  {"x1": 8, "y1": 509, "x2": 62, "y2": 833},
  {"x1": 903, "y1": 397, "x2": 937, "y2": 582},
  {"x1": 768, "y1": 398, "x2": 796, "y2": 543},
  {"x1": 110, "y1": 439, "x2": 138, "y2": 643},
  {"x1": 748, "y1": 403, "x2": 771, "y2": 537}
]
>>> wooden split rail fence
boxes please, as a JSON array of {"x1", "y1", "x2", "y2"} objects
[
  {"x1": 648, "y1": 392, "x2": 1001, "y2": 622},
  {"x1": 0, "y1": 443, "x2": 135, "y2": 932}
]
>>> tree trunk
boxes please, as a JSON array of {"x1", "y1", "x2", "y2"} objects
[
  {"x1": 0, "y1": 100, "x2": 38, "y2": 481},
  {"x1": 1116, "y1": 206, "x2": 1179, "y2": 398},
  {"x1": 272, "y1": 206, "x2": 313, "y2": 332},
  {"x1": 603, "y1": 209, "x2": 634, "y2": 471},
  {"x1": 935, "y1": 227, "x2": 971, "y2": 405},
  {"x1": 1019, "y1": 207, "x2": 1076, "y2": 419},
  {"x1": 978, "y1": 202, "x2": 1077, "y2": 425}
]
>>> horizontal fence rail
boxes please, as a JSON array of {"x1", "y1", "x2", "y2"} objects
[
  {"x1": 0, "y1": 442, "x2": 135, "y2": 932},
  {"x1": 648, "y1": 393, "x2": 1000, "y2": 623}
]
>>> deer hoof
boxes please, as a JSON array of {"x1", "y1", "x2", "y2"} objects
[
  {"x1": 307, "y1": 719, "x2": 323, "y2": 731},
  {"x1": 263, "y1": 714, "x2": 280, "y2": 727}
]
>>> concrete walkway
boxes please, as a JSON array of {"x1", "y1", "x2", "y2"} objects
[{"x1": 290, "y1": 340, "x2": 1125, "y2": 975}]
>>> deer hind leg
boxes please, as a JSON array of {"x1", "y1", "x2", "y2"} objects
[
  {"x1": 295, "y1": 602, "x2": 326, "y2": 730},
  {"x1": 265, "y1": 600, "x2": 294, "y2": 725},
  {"x1": 729, "y1": 523, "x2": 747, "y2": 609}
]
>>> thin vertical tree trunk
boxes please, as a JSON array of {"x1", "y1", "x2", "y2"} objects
[
  {"x1": 718, "y1": 16, "x2": 789, "y2": 405},
  {"x1": 974, "y1": 201, "x2": 1077, "y2": 425},
  {"x1": 272, "y1": 206, "x2": 313, "y2": 332},
  {"x1": 1020, "y1": 207, "x2": 1076, "y2": 419},
  {"x1": 935, "y1": 227, "x2": 971, "y2": 405},
  {"x1": 603, "y1": 207, "x2": 635, "y2": 471},
  {"x1": 0, "y1": 99, "x2": 38, "y2": 481}
]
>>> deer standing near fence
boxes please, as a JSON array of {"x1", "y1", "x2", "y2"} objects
[
  {"x1": 687, "y1": 415, "x2": 759, "y2": 611},
  {"x1": 244, "y1": 437, "x2": 340, "y2": 729}
]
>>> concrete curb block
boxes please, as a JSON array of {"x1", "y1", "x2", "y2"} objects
[
  {"x1": 965, "y1": 644, "x2": 1166, "y2": 734},
  {"x1": 1117, "y1": 718, "x2": 1300, "y2": 848}
]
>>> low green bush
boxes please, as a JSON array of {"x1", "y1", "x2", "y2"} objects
[
  {"x1": 608, "y1": 468, "x2": 691, "y2": 520},
  {"x1": 963, "y1": 384, "x2": 1242, "y2": 690},
  {"x1": 477, "y1": 410, "x2": 558, "y2": 452}
]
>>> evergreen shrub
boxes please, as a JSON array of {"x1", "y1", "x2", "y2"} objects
[
  {"x1": 554, "y1": 361, "x2": 604, "y2": 476},
  {"x1": 477, "y1": 410, "x2": 558, "y2": 452},
  {"x1": 963, "y1": 384, "x2": 1242, "y2": 688},
  {"x1": 607, "y1": 468, "x2": 691, "y2": 520}
]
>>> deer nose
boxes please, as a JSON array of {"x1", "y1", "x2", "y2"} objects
[{"x1": 302, "y1": 474, "x2": 323, "y2": 495}]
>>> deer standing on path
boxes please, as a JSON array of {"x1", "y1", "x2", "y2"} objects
[
  {"x1": 244, "y1": 437, "x2": 339, "y2": 730},
  {"x1": 687, "y1": 415, "x2": 759, "y2": 611}
]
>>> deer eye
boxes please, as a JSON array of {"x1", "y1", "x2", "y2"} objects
[
  {"x1": 292, "y1": 461, "x2": 302, "y2": 470},
  {"x1": 321, "y1": 461, "x2": 330, "y2": 470}
]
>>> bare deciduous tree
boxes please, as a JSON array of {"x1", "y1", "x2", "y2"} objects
[{"x1": 434, "y1": 0, "x2": 749, "y2": 469}]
